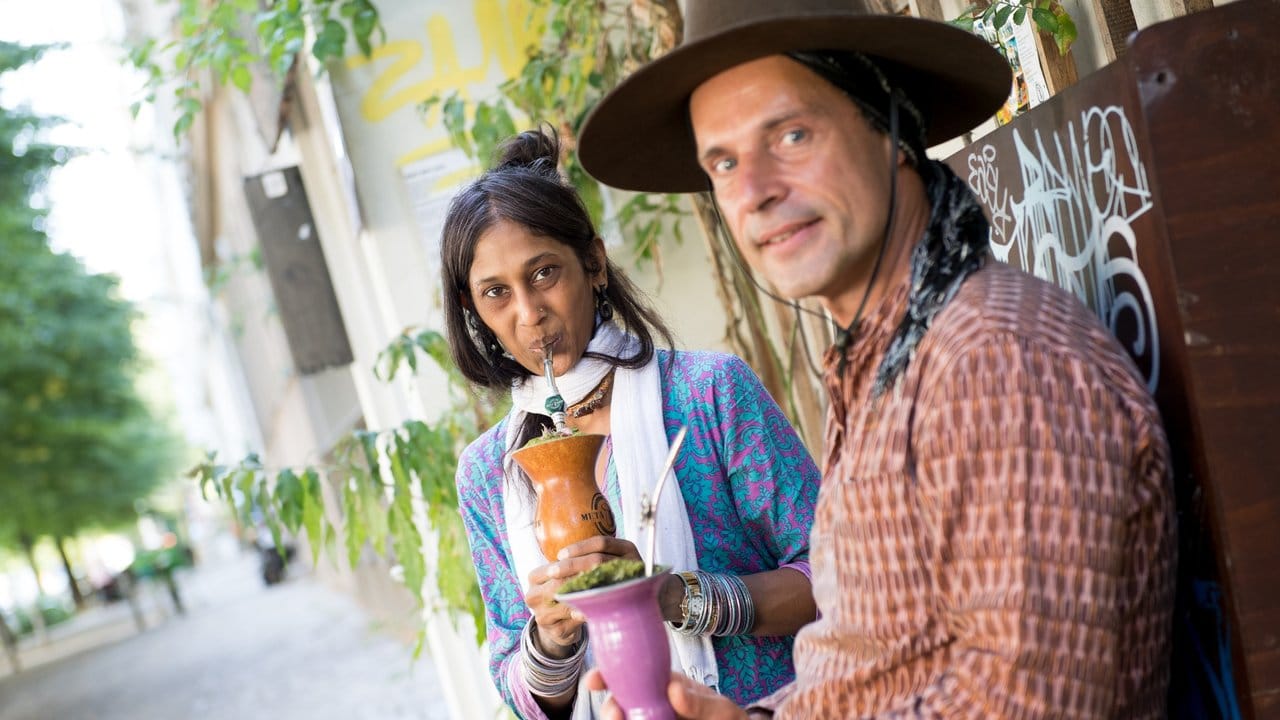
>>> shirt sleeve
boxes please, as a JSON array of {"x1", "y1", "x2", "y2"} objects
[
  {"x1": 713, "y1": 354, "x2": 821, "y2": 571},
  {"x1": 455, "y1": 434, "x2": 552, "y2": 720},
  {"x1": 890, "y1": 333, "x2": 1174, "y2": 718}
]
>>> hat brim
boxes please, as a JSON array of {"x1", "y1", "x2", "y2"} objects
[{"x1": 578, "y1": 14, "x2": 1011, "y2": 193}]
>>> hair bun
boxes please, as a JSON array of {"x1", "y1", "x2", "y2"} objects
[{"x1": 495, "y1": 126, "x2": 561, "y2": 177}]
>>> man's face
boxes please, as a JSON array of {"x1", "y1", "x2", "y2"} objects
[{"x1": 690, "y1": 55, "x2": 897, "y2": 321}]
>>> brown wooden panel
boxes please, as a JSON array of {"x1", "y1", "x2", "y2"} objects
[
  {"x1": 1128, "y1": 1, "x2": 1280, "y2": 713},
  {"x1": 243, "y1": 167, "x2": 355, "y2": 375},
  {"x1": 947, "y1": 50, "x2": 1227, "y2": 716},
  {"x1": 1226, "y1": 499, "x2": 1280, "y2": 616},
  {"x1": 945, "y1": 2, "x2": 1280, "y2": 714}
]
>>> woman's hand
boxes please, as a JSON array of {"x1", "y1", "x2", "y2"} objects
[
  {"x1": 584, "y1": 668, "x2": 752, "y2": 720},
  {"x1": 524, "y1": 536, "x2": 644, "y2": 655},
  {"x1": 556, "y1": 534, "x2": 643, "y2": 566}
]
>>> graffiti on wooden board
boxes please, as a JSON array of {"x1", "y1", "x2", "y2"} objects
[{"x1": 962, "y1": 105, "x2": 1160, "y2": 391}]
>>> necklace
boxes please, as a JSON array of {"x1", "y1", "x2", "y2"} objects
[{"x1": 567, "y1": 370, "x2": 614, "y2": 418}]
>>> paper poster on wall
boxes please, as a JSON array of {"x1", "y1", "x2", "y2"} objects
[
  {"x1": 400, "y1": 149, "x2": 473, "y2": 271},
  {"x1": 977, "y1": 14, "x2": 1052, "y2": 124}
]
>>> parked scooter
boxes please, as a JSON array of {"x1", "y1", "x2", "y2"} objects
[{"x1": 254, "y1": 526, "x2": 296, "y2": 586}]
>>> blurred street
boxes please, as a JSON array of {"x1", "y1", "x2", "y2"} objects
[{"x1": 0, "y1": 550, "x2": 449, "y2": 720}]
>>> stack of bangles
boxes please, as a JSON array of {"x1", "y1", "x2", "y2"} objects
[
  {"x1": 668, "y1": 570, "x2": 756, "y2": 637},
  {"x1": 521, "y1": 620, "x2": 588, "y2": 697}
]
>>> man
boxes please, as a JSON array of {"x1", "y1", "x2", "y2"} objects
[{"x1": 576, "y1": 1, "x2": 1176, "y2": 718}]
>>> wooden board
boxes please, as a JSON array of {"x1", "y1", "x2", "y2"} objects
[
  {"x1": 947, "y1": 0, "x2": 1279, "y2": 714},
  {"x1": 1128, "y1": 0, "x2": 1280, "y2": 713}
]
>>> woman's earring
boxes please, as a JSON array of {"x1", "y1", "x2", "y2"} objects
[{"x1": 594, "y1": 286, "x2": 614, "y2": 322}]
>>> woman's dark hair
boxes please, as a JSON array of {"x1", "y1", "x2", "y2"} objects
[{"x1": 440, "y1": 125, "x2": 675, "y2": 421}]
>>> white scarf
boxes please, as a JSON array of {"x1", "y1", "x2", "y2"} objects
[{"x1": 501, "y1": 322, "x2": 720, "y2": 700}]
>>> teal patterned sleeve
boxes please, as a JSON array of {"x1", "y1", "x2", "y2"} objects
[
  {"x1": 660, "y1": 351, "x2": 821, "y2": 705},
  {"x1": 710, "y1": 353, "x2": 818, "y2": 570}
]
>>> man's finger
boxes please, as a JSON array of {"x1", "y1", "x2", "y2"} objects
[
  {"x1": 583, "y1": 669, "x2": 624, "y2": 720},
  {"x1": 584, "y1": 668, "x2": 607, "y2": 691},
  {"x1": 669, "y1": 674, "x2": 746, "y2": 720}
]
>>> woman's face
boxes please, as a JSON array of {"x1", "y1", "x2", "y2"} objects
[{"x1": 468, "y1": 219, "x2": 606, "y2": 377}]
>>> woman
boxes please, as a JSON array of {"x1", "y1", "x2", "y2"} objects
[{"x1": 443, "y1": 127, "x2": 819, "y2": 720}]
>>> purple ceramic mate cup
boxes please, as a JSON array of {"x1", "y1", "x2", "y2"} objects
[{"x1": 557, "y1": 571, "x2": 675, "y2": 720}]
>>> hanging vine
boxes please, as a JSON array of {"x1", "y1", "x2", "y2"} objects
[
  {"x1": 128, "y1": 0, "x2": 385, "y2": 137},
  {"x1": 191, "y1": 329, "x2": 506, "y2": 647}
]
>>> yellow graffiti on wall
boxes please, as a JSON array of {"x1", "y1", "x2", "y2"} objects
[{"x1": 347, "y1": 0, "x2": 538, "y2": 169}]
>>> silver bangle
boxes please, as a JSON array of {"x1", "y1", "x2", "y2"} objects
[
  {"x1": 710, "y1": 572, "x2": 755, "y2": 637},
  {"x1": 521, "y1": 619, "x2": 587, "y2": 698}
]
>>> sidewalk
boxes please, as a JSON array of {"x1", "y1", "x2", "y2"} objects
[
  {"x1": 0, "y1": 551, "x2": 451, "y2": 720},
  {"x1": 1, "y1": 576, "x2": 178, "y2": 678}
]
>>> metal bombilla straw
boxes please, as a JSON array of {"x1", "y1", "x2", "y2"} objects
[
  {"x1": 641, "y1": 425, "x2": 688, "y2": 577},
  {"x1": 542, "y1": 346, "x2": 570, "y2": 435}
]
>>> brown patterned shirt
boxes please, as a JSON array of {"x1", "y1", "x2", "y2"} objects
[{"x1": 758, "y1": 259, "x2": 1175, "y2": 719}]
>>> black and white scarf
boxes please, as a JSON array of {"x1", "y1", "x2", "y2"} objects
[{"x1": 870, "y1": 159, "x2": 990, "y2": 397}]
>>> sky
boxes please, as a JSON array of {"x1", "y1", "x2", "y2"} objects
[{"x1": 0, "y1": 0, "x2": 174, "y2": 303}]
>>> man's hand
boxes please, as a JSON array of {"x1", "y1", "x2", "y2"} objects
[{"x1": 584, "y1": 668, "x2": 753, "y2": 720}]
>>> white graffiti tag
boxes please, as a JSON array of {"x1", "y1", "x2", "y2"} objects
[{"x1": 965, "y1": 105, "x2": 1159, "y2": 391}]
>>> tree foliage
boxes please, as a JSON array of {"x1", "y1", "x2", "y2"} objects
[{"x1": 0, "y1": 41, "x2": 180, "y2": 556}]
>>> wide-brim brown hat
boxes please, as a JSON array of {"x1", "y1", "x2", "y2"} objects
[{"x1": 578, "y1": 0, "x2": 1011, "y2": 193}]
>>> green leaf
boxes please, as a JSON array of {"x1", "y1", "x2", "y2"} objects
[
  {"x1": 178, "y1": 96, "x2": 202, "y2": 116},
  {"x1": 388, "y1": 504, "x2": 425, "y2": 599},
  {"x1": 230, "y1": 64, "x2": 252, "y2": 92},
  {"x1": 1014, "y1": 7, "x2": 1027, "y2": 25},
  {"x1": 440, "y1": 94, "x2": 473, "y2": 157},
  {"x1": 993, "y1": 4, "x2": 1015, "y2": 28},
  {"x1": 417, "y1": 94, "x2": 442, "y2": 119},
  {"x1": 274, "y1": 468, "x2": 303, "y2": 533},
  {"x1": 342, "y1": 479, "x2": 365, "y2": 568},
  {"x1": 127, "y1": 38, "x2": 155, "y2": 67},
  {"x1": 568, "y1": 163, "x2": 604, "y2": 228},
  {"x1": 300, "y1": 469, "x2": 324, "y2": 562},
  {"x1": 355, "y1": 429, "x2": 381, "y2": 481},
  {"x1": 234, "y1": 469, "x2": 256, "y2": 526},
  {"x1": 359, "y1": 474, "x2": 388, "y2": 555},
  {"x1": 1054, "y1": 10, "x2": 1078, "y2": 53},
  {"x1": 312, "y1": 19, "x2": 348, "y2": 63},
  {"x1": 352, "y1": 4, "x2": 379, "y2": 57},
  {"x1": 1031, "y1": 7, "x2": 1057, "y2": 32},
  {"x1": 256, "y1": 477, "x2": 284, "y2": 553}
]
